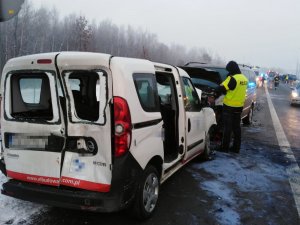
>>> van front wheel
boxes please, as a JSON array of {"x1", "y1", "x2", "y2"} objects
[
  {"x1": 242, "y1": 106, "x2": 253, "y2": 125},
  {"x1": 132, "y1": 166, "x2": 160, "y2": 220},
  {"x1": 200, "y1": 127, "x2": 213, "y2": 160}
]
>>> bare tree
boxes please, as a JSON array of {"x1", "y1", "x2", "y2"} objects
[{"x1": 0, "y1": 1, "x2": 223, "y2": 73}]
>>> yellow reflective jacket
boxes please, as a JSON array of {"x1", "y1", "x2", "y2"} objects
[{"x1": 222, "y1": 74, "x2": 248, "y2": 107}]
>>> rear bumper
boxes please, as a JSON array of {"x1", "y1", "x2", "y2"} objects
[
  {"x1": 2, "y1": 179, "x2": 123, "y2": 212},
  {"x1": 1, "y1": 153, "x2": 142, "y2": 212}
]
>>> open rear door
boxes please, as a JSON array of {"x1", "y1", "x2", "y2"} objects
[{"x1": 56, "y1": 53, "x2": 113, "y2": 192}]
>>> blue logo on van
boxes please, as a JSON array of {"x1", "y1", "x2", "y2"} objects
[{"x1": 72, "y1": 159, "x2": 85, "y2": 172}]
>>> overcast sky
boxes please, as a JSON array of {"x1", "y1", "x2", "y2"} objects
[{"x1": 33, "y1": 0, "x2": 300, "y2": 73}]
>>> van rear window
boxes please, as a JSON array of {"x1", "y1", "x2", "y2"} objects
[
  {"x1": 64, "y1": 70, "x2": 108, "y2": 124},
  {"x1": 10, "y1": 73, "x2": 54, "y2": 121},
  {"x1": 19, "y1": 78, "x2": 42, "y2": 104}
]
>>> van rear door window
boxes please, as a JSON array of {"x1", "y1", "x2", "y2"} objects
[
  {"x1": 64, "y1": 71, "x2": 107, "y2": 124},
  {"x1": 19, "y1": 78, "x2": 42, "y2": 104},
  {"x1": 69, "y1": 79, "x2": 80, "y2": 91},
  {"x1": 9, "y1": 73, "x2": 56, "y2": 121}
]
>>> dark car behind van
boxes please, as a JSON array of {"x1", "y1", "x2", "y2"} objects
[{"x1": 180, "y1": 62, "x2": 257, "y2": 125}]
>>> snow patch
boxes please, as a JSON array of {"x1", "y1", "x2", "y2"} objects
[
  {"x1": 200, "y1": 179, "x2": 241, "y2": 225},
  {"x1": 0, "y1": 174, "x2": 46, "y2": 225},
  {"x1": 189, "y1": 151, "x2": 287, "y2": 225}
]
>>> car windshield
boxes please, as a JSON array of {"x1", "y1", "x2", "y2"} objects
[
  {"x1": 205, "y1": 67, "x2": 228, "y2": 81},
  {"x1": 191, "y1": 78, "x2": 219, "y2": 89}
]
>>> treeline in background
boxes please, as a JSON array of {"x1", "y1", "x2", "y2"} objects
[{"x1": 0, "y1": 1, "x2": 223, "y2": 72}]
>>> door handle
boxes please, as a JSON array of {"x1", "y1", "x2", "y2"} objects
[{"x1": 188, "y1": 118, "x2": 191, "y2": 132}]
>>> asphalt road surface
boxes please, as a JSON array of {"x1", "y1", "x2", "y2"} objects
[
  {"x1": 1, "y1": 81, "x2": 300, "y2": 225},
  {"x1": 267, "y1": 82, "x2": 300, "y2": 166}
]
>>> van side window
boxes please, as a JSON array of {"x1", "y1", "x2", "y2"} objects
[
  {"x1": 133, "y1": 74, "x2": 159, "y2": 112},
  {"x1": 181, "y1": 77, "x2": 201, "y2": 112},
  {"x1": 157, "y1": 81, "x2": 171, "y2": 105}
]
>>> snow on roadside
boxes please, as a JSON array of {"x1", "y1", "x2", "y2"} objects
[
  {"x1": 0, "y1": 174, "x2": 47, "y2": 225},
  {"x1": 188, "y1": 151, "x2": 287, "y2": 225}
]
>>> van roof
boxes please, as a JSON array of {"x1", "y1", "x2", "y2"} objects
[
  {"x1": 4, "y1": 52, "x2": 112, "y2": 68},
  {"x1": 3, "y1": 52, "x2": 190, "y2": 80}
]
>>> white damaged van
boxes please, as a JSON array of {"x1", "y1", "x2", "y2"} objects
[{"x1": 0, "y1": 52, "x2": 216, "y2": 219}]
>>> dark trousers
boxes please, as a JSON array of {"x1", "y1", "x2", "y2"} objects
[{"x1": 221, "y1": 105, "x2": 242, "y2": 151}]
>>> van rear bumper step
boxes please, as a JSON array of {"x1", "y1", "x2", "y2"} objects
[{"x1": 1, "y1": 179, "x2": 124, "y2": 212}]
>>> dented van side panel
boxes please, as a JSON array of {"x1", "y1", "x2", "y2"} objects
[{"x1": 110, "y1": 57, "x2": 164, "y2": 170}]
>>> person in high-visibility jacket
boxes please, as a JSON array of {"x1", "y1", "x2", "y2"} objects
[{"x1": 216, "y1": 61, "x2": 248, "y2": 153}]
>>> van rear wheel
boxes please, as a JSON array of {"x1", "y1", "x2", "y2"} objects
[{"x1": 132, "y1": 165, "x2": 160, "y2": 220}]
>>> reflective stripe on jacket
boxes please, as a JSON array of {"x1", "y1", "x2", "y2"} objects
[{"x1": 222, "y1": 74, "x2": 248, "y2": 107}]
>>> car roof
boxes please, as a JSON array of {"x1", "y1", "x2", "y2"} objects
[
  {"x1": 184, "y1": 62, "x2": 256, "y2": 72},
  {"x1": 183, "y1": 62, "x2": 226, "y2": 69}
]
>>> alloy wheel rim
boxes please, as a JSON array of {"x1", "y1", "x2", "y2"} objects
[{"x1": 143, "y1": 173, "x2": 159, "y2": 213}]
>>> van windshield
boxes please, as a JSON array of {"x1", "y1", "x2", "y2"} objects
[{"x1": 9, "y1": 72, "x2": 54, "y2": 121}]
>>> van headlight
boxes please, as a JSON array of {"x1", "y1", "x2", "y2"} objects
[{"x1": 291, "y1": 91, "x2": 298, "y2": 98}]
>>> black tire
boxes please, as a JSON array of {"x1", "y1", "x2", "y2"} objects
[
  {"x1": 242, "y1": 106, "x2": 253, "y2": 125},
  {"x1": 132, "y1": 165, "x2": 160, "y2": 220},
  {"x1": 200, "y1": 127, "x2": 213, "y2": 160}
]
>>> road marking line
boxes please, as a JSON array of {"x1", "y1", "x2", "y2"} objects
[{"x1": 265, "y1": 86, "x2": 300, "y2": 218}]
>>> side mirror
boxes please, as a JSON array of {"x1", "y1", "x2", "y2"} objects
[{"x1": 0, "y1": 0, "x2": 24, "y2": 22}]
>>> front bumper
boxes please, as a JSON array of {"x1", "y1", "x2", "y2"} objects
[{"x1": 291, "y1": 97, "x2": 300, "y2": 105}]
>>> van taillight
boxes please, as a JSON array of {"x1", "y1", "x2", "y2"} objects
[
  {"x1": 113, "y1": 97, "x2": 132, "y2": 157},
  {"x1": 37, "y1": 59, "x2": 52, "y2": 64}
]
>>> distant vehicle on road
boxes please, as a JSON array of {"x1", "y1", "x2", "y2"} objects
[
  {"x1": 267, "y1": 71, "x2": 277, "y2": 88},
  {"x1": 290, "y1": 83, "x2": 300, "y2": 105},
  {"x1": 288, "y1": 74, "x2": 298, "y2": 86}
]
